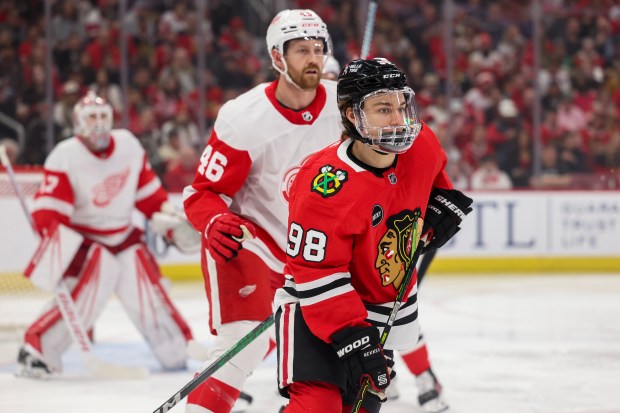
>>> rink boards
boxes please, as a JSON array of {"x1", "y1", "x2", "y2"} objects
[
  {"x1": 158, "y1": 191, "x2": 620, "y2": 278},
  {"x1": 2, "y1": 191, "x2": 619, "y2": 284}
]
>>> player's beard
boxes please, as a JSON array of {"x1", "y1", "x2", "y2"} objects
[{"x1": 288, "y1": 63, "x2": 322, "y2": 90}]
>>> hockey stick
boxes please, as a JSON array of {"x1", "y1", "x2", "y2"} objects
[
  {"x1": 153, "y1": 315, "x2": 274, "y2": 413},
  {"x1": 0, "y1": 145, "x2": 148, "y2": 380},
  {"x1": 360, "y1": 0, "x2": 378, "y2": 59},
  {"x1": 351, "y1": 229, "x2": 427, "y2": 413}
]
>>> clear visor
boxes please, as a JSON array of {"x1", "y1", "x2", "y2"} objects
[
  {"x1": 353, "y1": 87, "x2": 422, "y2": 154},
  {"x1": 78, "y1": 105, "x2": 113, "y2": 150}
]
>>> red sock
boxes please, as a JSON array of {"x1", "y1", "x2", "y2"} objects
[
  {"x1": 400, "y1": 342, "x2": 431, "y2": 375},
  {"x1": 284, "y1": 381, "x2": 341, "y2": 413},
  {"x1": 187, "y1": 376, "x2": 241, "y2": 413}
]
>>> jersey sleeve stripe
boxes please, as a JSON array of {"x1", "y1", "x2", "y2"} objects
[
  {"x1": 31, "y1": 197, "x2": 74, "y2": 216},
  {"x1": 299, "y1": 283, "x2": 355, "y2": 307},
  {"x1": 135, "y1": 177, "x2": 162, "y2": 201}
]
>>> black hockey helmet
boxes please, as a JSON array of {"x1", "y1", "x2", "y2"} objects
[
  {"x1": 337, "y1": 58, "x2": 407, "y2": 102},
  {"x1": 337, "y1": 58, "x2": 422, "y2": 153}
]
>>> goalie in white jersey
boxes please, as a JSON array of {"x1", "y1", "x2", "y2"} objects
[
  {"x1": 16, "y1": 92, "x2": 193, "y2": 378},
  {"x1": 182, "y1": 9, "x2": 343, "y2": 413}
]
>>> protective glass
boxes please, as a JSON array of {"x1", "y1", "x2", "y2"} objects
[{"x1": 352, "y1": 87, "x2": 422, "y2": 154}]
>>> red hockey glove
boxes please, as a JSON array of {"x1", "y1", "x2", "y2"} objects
[
  {"x1": 204, "y1": 213, "x2": 256, "y2": 264},
  {"x1": 422, "y1": 188, "x2": 473, "y2": 253},
  {"x1": 331, "y1": 326, "x2": 394, "y2": 394}
]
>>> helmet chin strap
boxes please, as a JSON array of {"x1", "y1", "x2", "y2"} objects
[
  {"x1": 272, "y1": 59, "x2": 304, "y2": 91},
  {"x1": 372, "y1": 147, "x2": 390, "y2": 155},
  {"x1": 272, "y1": 54, "x2": 329, "y2": 92}
]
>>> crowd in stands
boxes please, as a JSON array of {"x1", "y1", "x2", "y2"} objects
[{"x1": 1, "y1": 0, "x2": 619, "y2": 191}]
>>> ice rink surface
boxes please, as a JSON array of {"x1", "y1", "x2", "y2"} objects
[{"x1": 1, "y1": 274, "x2": 619, "y2": 413}]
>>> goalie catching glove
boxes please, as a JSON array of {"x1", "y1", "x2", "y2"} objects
[
  {"x1": 150, "y1": 202, "x2": 201, "y2": 254},
  {"x1": 422, "y1": 187, "x2": 473, "y2": 253},
  {"x1": 331, "y1": 326, "x2": 395, "y2": 401}
]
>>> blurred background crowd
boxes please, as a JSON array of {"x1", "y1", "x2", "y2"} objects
[{"x1": 0, "y1": 0, "x2": 619, "y2": 191}]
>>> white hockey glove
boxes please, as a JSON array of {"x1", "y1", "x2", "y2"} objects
[{"x1": 149, "y1": 202, "x2": 201, "y2": 254}]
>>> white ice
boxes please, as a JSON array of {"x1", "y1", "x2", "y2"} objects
[{"x1": 1, "y1": 274, "x2": 619, "y2": 413}]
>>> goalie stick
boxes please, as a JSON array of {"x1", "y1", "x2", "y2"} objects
[
  {"x1": 0, "y1": 144, "x2": 148, "y2": 380},
  {"x1": 152, "y1": 315, "x2": 274, "y2": 413},
  {"x1": 360, "y1": 1, "x2": 378, "y2": 59},
  {"x1": 351, "y1": 230, "x2": 427, "y2": 413}
]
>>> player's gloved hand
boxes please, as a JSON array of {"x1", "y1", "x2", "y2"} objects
[
  {"x1": 204, "y1": 213, "x2": 256, "y2": 263},
  {"x1": 331, "y1": 326, "x2": 394, "y2": 395},
  {"x1": 422, "y1": 187, "x2": 473, "y2": 253}
]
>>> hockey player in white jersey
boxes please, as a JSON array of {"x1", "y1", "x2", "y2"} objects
[
  {"x1": 16, "y1": 91, "x2": 193, "y2": 378},
  {"x1": 183, "y1": 9, "x2": 342, "y2": 413}
]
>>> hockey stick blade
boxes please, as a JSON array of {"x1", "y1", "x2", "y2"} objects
[
  {"x1": 153, "y1": 315, "x2": 274, "y2": 413},
  {"x1": 84, "y1": 354, "x2": 148, "y2": 380}
]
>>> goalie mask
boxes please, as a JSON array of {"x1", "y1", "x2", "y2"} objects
[
  {"x1": 266, "y1": 9, "x2": 331, "y2": 89},
  {"x1": 337, "y1": 58, "x2": 422, "y2": 154},
  {"x1": 72, "y1": 91, "x2": 113, "y2": 151}
]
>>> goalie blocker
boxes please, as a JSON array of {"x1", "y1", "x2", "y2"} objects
[{"x1": 20, "y1": 223, "x2": 192, "y2": 374}]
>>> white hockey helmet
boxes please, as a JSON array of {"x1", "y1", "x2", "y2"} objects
[
  {"x1": 72, "y1": 91, "x2": 113, "y2": 151},
  {"x1": 266, "y1": 9, "x2": 331, "y2": 83}
]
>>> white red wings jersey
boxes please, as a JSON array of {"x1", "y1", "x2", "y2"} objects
[
  {"x1": 184, "y1": 79, "x2": 342, "y2": 272},
  {"x1": 31, "y1": 129, "x2": 167, "y2": 247},
  {"x1": 274, "y1": 123, "x2": 453, "y2": 349}
]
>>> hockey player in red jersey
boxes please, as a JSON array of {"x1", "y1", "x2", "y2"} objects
[
  {"x1": 274, "y1": 58, "x2": 473, "y2": 412},
  {"x1": 182, "y1": 9, "x2": 342, "y2": 413},
  {"x1": 16, "y1": 92, "x2": 193, "y2": 378}
]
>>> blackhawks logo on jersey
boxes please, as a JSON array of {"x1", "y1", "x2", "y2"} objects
[
  {"x1": 374, "y1": 208, "x2": 423, "y2": 290},
  {"x1": 311, "y1": 165, "x2": 347, "y2": 198}
]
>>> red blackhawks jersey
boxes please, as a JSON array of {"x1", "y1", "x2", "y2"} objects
[
  {"x1": 31, "y1": 129, "x2": 167, "y2": 247},
  {"x1": 184, "y1": 79, "x2": 342, "y2": 272},
  {"x1": 274, "y1": 124, "x2": 452, "y2": 350}
]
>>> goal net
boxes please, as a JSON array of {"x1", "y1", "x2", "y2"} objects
[{"x1": 0, "y1": 168, "x2": 52, "y2": 341}]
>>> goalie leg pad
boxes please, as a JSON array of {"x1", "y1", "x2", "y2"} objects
[
  {"x1": 23, "y1": 244, "x2": 119, "y2": 372},
  {"x1": 24, "y1": 223, "x2": 84, "y2": 292},
  {"x1": 115, "y1": 244, "x2": 192, "y2": 370}
]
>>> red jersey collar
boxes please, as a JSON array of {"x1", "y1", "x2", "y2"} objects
[{"x1": 264, "y1": 79, "x2": 326, "y2": 125}]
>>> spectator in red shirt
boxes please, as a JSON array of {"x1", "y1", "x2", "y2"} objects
[{"x1": 163, "y1": 146, "x2": 199, "y2": 192}]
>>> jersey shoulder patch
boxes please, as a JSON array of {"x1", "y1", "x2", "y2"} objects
[{"x1": 293, "y1": 143, "x2": 355, "y2": 205}]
